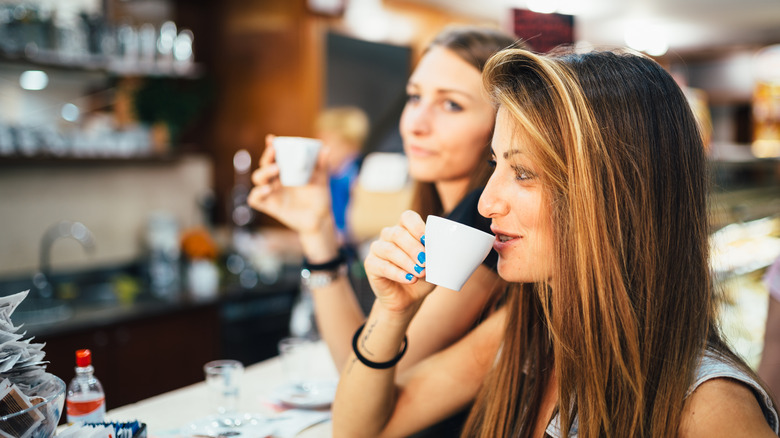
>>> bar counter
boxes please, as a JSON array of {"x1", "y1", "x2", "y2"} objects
[{"x1": 91, "y1": 341, "x2": 337, "y2": 437}]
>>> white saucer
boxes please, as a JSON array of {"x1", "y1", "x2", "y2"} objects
[
  {"x1": 273, "y1": 380, "x2": 337, "y2": 409},
  {"x1": 181, "y1": 413, "x2": 274, "y2": 437}
]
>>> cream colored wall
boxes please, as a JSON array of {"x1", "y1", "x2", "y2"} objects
[{"x1": 0, "y1": 155, "x2": 212, "y2": 278}]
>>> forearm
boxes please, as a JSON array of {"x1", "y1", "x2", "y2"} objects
[
  {"x1": 332, "y1": 303, "x2": 416, "y2": 437},
  {"x1": 398, "y1": 265, "x2": 503, "y2": 375},
  {"x1": 298, "y1": 217, "x2": 341, "y2": 264},
  {"x1": 299, "y1": 220, "x2": 366, "y2": 370},
  {"x1": 310, "y1": 276, "x2": 366, "y2": 370}
]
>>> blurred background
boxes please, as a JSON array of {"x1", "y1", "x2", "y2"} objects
[{"x1": 0, "y1": 0, "x2": 778, "y2": 410}]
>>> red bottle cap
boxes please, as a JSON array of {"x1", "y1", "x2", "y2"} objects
[{"x1": 76, "y1": 349, "x2": 92, "y2": 367}]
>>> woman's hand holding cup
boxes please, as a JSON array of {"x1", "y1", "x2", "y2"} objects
[
  {"x1": 364, "y1": 210, "x2": 434, "y2": 318},
  {"x1": 248, "y1": 134, "x2": 333, "y2": 235}
]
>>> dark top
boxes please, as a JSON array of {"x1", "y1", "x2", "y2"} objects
[{"x1": 445, "y1": 187, "x2": 498, "y2": 271}]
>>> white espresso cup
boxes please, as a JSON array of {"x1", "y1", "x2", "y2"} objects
[
  {"x1": 273, "y1": 136, "x2": 322, "y2": 186},
  {"x1": 424, "y1": 215, "x2": 494, "y2": 291}
]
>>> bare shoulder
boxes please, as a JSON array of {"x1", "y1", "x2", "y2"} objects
[{"x1": 678, "y1": 377, "x2": 777, "y2": 437}]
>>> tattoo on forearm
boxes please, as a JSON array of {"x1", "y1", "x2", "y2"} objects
[
  {"x1": 361, "y1": 320, "x2": 378, "y2": 356},
  {"x1": 346, "y1": 357, "x2": 357, "y2": 375}
]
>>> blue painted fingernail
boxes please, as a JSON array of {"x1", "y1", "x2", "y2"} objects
[
  {"x1": 420, "y1": 235, "x2": 426, "y2": 246},
  {"x1": 405, "y1": 273, "x2": 414, "y2": 281},
  {"x1": 414, "y1": 264, "x2": 424, "y2": 274},
  {"x1": 417, "y1": 252, "x2": 425, "y2": 264}
]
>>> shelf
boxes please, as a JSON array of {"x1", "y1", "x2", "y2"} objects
[
  {"x1": 0, "y1": 50, "x2": 204, "y2": 78},
  {"x1": 0, "y1": 153, "x2": 184, "y2": 167}
]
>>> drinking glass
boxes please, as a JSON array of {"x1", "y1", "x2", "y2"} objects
[
  {"x1": 182, "y1": 360, "x2": 272, "y2": 435},
  {"x1": 278, "y1": 337, "x2": 313, "y2": 391},
  {"x1": 203, "y1": 359, "x2": 243, "y2": 417}
]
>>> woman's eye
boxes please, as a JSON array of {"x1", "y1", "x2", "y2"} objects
[
  {"x1": 512, "y1": 165, "x2": 534, "y2": 181},
  {"x1": 443, "y1": 100, "x2": 463, "y2": 112},
  {"x1": 406, "y1": 93, "x2": 420, "y2": 104},
  {"x1": 487, "y1": 159, "x2": 497, "y2": 168}
]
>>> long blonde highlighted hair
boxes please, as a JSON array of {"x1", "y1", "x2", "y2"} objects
[{"x1": 463, "y1": 48, "x2": 770, "y2": 437}]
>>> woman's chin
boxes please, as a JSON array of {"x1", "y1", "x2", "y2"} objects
[
  {"x1": 496, "y1": 260, "x2": 520, "y2": 283},
  {"x1": 408, "y1": 169, "x2": 436, "y2": 183},
  {"x1": 497, "y1": 260, "x2": 543, "y2": 284}
]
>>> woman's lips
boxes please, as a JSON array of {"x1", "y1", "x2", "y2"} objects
[
  {"x1": 406, "y1": 145, "x2": 436, "y2": 158},
  {"x1": 491, "y1": 227, "x2": 520, "y2": 251}
]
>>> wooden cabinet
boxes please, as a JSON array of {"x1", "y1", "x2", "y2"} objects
[
  {"x1": 219, "y1": 286, "x2": 298, "y2": 366},
  {"x1": 32, "y1": 278, "x2": 300, "y2": 414},
  {"x1": 39, "y1": 303, "x2": 220, "y2": 410}
]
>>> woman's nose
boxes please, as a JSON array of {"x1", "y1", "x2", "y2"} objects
[
  {"x1": 478, "y1": 174, "x2": 509, "y2": 219},
  {"x1": 403, "y1": 103, "x2": 432, "y2": 136}
]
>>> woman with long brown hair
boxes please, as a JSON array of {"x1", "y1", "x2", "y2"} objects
[
  {"x1": 331, "y1": 48, "x2": 779, "y2": 437},
  {"x1": 249, "y1": 26, "x2": 517, "y2": 373}
]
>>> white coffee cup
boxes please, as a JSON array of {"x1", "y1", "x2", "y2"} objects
[
  {"x1": 273, "y1": 136, "x2": 322, "y2": 186},
  {"x1": 424, "y1": 215, "x2": 494, "y2": 291}
]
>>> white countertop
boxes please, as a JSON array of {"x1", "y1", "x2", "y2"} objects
[{"x1": 96, "y1": 341, "x2": 338, "y2": 438}]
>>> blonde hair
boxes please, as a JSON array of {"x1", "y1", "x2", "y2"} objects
[
  {"x1": 463, "y1": 48, "x2": 770, "y2": 437},
  {"x1": 315, "y1": 106, "x2": 369, "y2": 151}
]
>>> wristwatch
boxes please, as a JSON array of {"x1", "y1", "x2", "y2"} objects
[{"x1": 300, "y1": 264, "x2": 347, "y2": 289}]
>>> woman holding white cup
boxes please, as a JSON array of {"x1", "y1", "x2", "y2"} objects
[
  {"x1": 249, "y1": 25, "x2": 520, "y2": 378},
  {"x1": 331, "y1": 49, "x2": 780, "y2": 437}
]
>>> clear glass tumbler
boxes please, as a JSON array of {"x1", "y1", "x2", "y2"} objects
[
  {"x1": 277, "y1": 337, "x2": 313, "y2": 391},
  {"x1": 203, "y1": 359, "x2": 244, "y2": 417}
]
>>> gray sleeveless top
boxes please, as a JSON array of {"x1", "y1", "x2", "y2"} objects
[{"x1": 544, "y1": 350, "x2": 780, "y2": 437}]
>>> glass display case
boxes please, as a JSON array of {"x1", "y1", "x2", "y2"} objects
[{"x1": 710, "y1": 182, "x2": 780, "y2": 368}]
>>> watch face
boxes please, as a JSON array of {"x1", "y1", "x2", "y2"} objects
[
  {"x1": 304, "y1": 271, "x2": 333, "y2": 289},
  {"x1": 307, "y1": 0, "x2": 346, "y2": 16},
  {"x1": 301, "y1": 266, "x2": 346, "y2": 289}
]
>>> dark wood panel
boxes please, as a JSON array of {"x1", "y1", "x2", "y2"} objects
[
  {"x1": 40, "y1": 303, "x2": 220, "y2": 411},
  {"x1": 207, "y1": 0, "x2": 323, "y2": 226}
]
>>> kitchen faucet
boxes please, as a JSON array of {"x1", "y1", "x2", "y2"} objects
[{"x1": 32, "y1": 221, "x2": 96, "y2": 300}]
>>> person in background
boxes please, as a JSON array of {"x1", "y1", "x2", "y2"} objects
[
  {"x1": 314, "y1": 106, "x2": 369, "y2": 243},
  {"x1": 248, "y1": 25, "x2": 519, "y2": 375},
  {"x1": 760, "y1": 255, "x2": 780, "y2": 400},
  {"x1": 332, "y1": 48, "x2": 779, "y2": 437}
]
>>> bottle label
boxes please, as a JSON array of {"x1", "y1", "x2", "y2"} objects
[{"x1": 67, "y1": 396, "x2": 106, "y2": 424}]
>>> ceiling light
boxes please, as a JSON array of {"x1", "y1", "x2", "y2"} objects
[
  {"x1": 645, "y1": 38, "x2": 669, "y2": 57},
  {"x1": 527, "y1": 0, "x2": 558, "y2": 14},
  {"x1": 624, "y1": 21, "x2": 668, "y2": 56},
  {"x1": 556, "y1": 0, "x2": 584, "y2": 15},
  {"x1": 345, "y1": 0, "x2": 390, "y2": 41}
]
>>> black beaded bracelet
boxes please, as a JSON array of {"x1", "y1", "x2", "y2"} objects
[
  {"x1": 302, "y1": 248, "x2": 346, "y2": 272},
  {"x1": 351, "y1": 323, "x2": 408, "y2": 370}
]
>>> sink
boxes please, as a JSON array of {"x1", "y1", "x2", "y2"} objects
[
  {"x1": 0, "y1": 262, "x2": 153, "y2": 326},
  {"x1": 11, "y1": 297, "x2": 73, "y2": 326}
]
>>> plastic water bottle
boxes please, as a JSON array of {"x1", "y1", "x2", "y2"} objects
[{"x1": 66, "y1": 349, "x2": 106, "y2": 424}]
